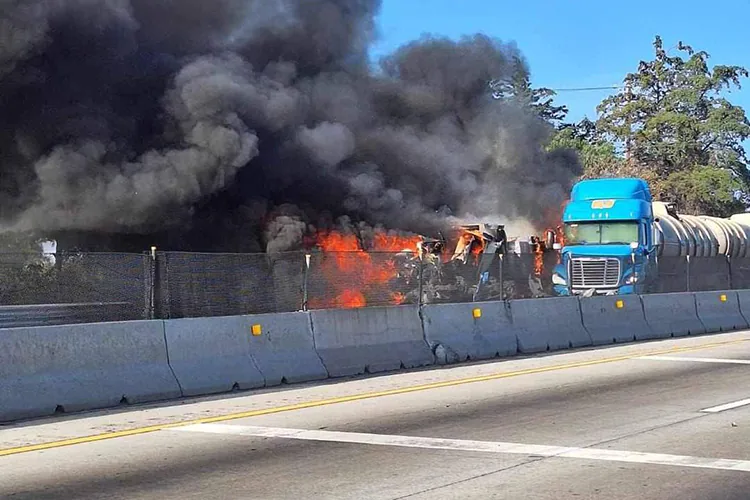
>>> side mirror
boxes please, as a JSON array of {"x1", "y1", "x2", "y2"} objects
[{"x1": 553, "y1": 243, "x2": 562, "y2": 251}]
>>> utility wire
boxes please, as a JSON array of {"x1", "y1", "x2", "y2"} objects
[{"x1": 549, "y1": 85, "x2": 623, "y2": 92}]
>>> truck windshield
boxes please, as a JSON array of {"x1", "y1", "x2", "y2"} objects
[{"x1": 564, "y1": 222, "x2": 639, "y2": 246}]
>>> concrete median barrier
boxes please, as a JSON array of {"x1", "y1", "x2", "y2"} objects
[
  {"x1": 310, "y1": 305, "x2": 434, "y2": 377},
  {"x1": 245, "y1": 312, "x2": 328, "y2": 385},
  {"x1": 737, "y1": 290, "x2": 750, "y2": 327},
  {"x1": 0, "y1": 321, "x2": 181, "y2": 422},
  {"x1": 694, "y1": 291, "x2": 748, "y2": 333},
  {"x1": 421, "y1": 302, "x2": 517, "y2": 363},
  {"x1": 164, "y1": 316, "x2": 266, "y2": 396},
  {"x1": 640, "y1": 293, "x2": 705, "y2": 338},
  {"x1": 511, "y1": 297, "x2": 591, "y2": 353},
  {"x1": 579, "y1": 295, "x2": 652, "y2": 345}
]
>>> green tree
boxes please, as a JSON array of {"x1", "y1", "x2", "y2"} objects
[
  {"x1": 549, "y1": 118, "x2": 622, "y2": 176},
  {"x1": 596, "y1": 35, "x2": 750, "y2": 216},
  {"x1": 490, "y1": 56, "x2": 568, "y2": 124},
  {"x1": 660, "y1": 166, "x2": 746, "y2": 216}
]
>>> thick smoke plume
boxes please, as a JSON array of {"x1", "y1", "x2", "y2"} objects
[{"x1": 0, "y1": 0, "x2": 581, "y2": 252}]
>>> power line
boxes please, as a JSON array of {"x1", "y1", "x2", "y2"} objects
[
  {"x1": 549, "y1": 85, "x2": 623, "y2": 92},
  {"x1": 488, "y1": 81, "x2": 623, "y2": 100}
]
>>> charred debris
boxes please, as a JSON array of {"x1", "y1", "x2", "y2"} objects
[{"x1": 305, "y1": 223, "x2": 563, "y2": 303}]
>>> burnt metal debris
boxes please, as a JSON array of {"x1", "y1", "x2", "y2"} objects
[{"x1": 390, "y1": 223, "x2": 560, "y2": 304}]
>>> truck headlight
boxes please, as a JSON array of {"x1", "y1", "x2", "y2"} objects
[
  {"x1": 552, "y1": 273, "x2": 566, "y2": 286},
  {"x1": 624, "y1": 274, "x2": 638, "y2": 284}
]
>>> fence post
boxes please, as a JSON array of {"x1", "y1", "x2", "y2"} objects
[
  {"x1": 146, "y1": 247, "x2": 156, "y2": 320},
  {"x1": 417, "y1": 255, "x2": 424, "y2": 307},
  {"x1": 498, "y1": 253, "x2": 505, "y2": 301},
  {"x1": 302, "y1": 253, "x2": 311, "y2": 311},
  {"x1": 143, "y1": 250, "x2": 154, "y2": 320}
]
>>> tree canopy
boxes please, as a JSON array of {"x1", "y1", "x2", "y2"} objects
[
  {"x1": 550, "y1": 35, "x2": 750, "y2": 217},
  {"x1": 490, "y1": 56, "x2": 569, "y2": 124}
]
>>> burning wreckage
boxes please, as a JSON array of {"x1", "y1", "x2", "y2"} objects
[
  {"x1": 395, "y1": 224, "x2": 562, "y2": 304},
  {"x1": 308, "y1": 223, "x2": 563, "y2": 308}
]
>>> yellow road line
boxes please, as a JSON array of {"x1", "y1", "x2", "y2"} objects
[{"x1": 1, "y1": 337, "x2": 747, "y2": 458}]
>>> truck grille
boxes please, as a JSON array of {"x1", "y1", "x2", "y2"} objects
[{"x1": 570, "y1": 258, "x2": 620, "y2": 288}]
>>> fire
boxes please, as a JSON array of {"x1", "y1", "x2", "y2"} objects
[
  {"x1": 533, "y1": 237, "x2": 544, "y2": 276},
  {"x1": 309, "y1": 230, "x2": 422, "y2": 309},
  {"x1": 315, "y1": 232, "x2": 361, "y2": 252},
  {"x1": 451, "y1": 228, "x2": 487, "y2": 264},
  {"x1": 373, "y1": 232, "x2": 422, "y2": 253},
  {"x1": 556, "y1": 225, "x2": 565, "y2": 248},
  {"x1": 540, "y1": 200, "x2": 568, "y2": 267},
  {"x1": 471, "y1": 239, "x2": 485, "y2": 257},
  {"x1": 391, "y1": 292, "x2": 407, "y2": 305},
  {"x1": 334, "y1": 290, "x2": 366, "y2": 309},
  {"x1": 550, "y1": 201, "x2": 568, "y2": 246}
]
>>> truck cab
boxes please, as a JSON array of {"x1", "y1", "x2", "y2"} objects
[{"x1": 552, "y1": 178, "x2": 660, "y2": 296}]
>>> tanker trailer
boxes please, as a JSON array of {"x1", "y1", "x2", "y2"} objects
[{"x1": 653, "y1": 202, "x2": 750, "y2": 259}]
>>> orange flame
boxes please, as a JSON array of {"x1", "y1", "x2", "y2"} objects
[
  {"x1": 373, "y1": 233, "x2": 422, "y2": 253},
  {"x1": 391, "y1": 292, "x2": 407, "y2": 305},
  {"x1": 471, "y1": 239, "x2": 485, "y2": 255},
  {"x1": 541, "y1": 200, "x2": 568, "y2": 266},
  {"x1": 310, "y1": 230, "x2": 422, "y2": 309},
  {"x1": 334, "y1": 289, "x2": 367, "y2": 309},
  {"x1": 533, "y1": 238, "x2": 544, "y2": 276},
  {"x1": 556, "y1": 225, "x2": 565, "y2": 248}
]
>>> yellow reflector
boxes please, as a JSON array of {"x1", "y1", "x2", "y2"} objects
[
  {"x1": 251, "y1": 324, "x2": 262, "y2": 336},
  {"x1": 615, "y1": 300, "x2": 624, "y2": 309},
  {"x1": 591, "y1": 199, "x2": 616, "y2": 209},
  {"x1": 472, "y1": 308, "x2": 482, "y2": 319},
  {"x1": 720, "y1": 294, "x2": 728, "y2": 303}
]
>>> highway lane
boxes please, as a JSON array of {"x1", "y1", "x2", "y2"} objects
[{"x1": 2, "y1": 331, "x2": 750, "y2": 499}]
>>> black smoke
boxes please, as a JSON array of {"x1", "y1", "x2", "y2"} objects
[{"x1": 0, "y1": 0, "x2": 581, "y2": 252}]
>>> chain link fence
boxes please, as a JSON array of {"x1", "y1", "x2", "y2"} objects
[
  {"x1": 155, "y1": 251, "x2": 304, "y2": 319},
  {"x1": 0, "y1": 252, "x2": 149, "y2": 326},
  {"x1": 4, "y1": 250, "x2": 750, "y2": 325}
]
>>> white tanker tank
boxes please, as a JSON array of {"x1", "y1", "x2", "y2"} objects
[{"x1": 652, "y1": 202, "x2": 750, "y2": 258}]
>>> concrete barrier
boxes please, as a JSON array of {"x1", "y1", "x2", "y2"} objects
[
  {"x1": 694, "y1": 291, "x2": 748, "y2": 333},
  {"x1": 0, "y1": 321, "x2": 181, "y2": 422},
  {"x1": 737, "y1": 290, "x2": 750, "y2": 327},
  {"x1": 421, "y1": 302, "x2": 517, "y2": 362},
  {"x1": 310, "y1": 305, "x2": 434, "y2": 377},
  {"x1": 246, "y1": 312, "x2": 328, "y2": 385},
  {"x1": 579, "y1": 295, "x2": 652, "y2": 345},
  {"x1": 511, "y1": 297, "x2": 591, "y2": 353},
  {"x1": 640, "y1": 293, "x2": 705, "y2": 338},
  {"x1": 164, "y1": 316, "x2": 265, "y2": 396}
]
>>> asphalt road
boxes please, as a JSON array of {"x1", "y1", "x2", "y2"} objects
[{"x1": 3, "y1": 331, "x2": 750, "y2": 499}]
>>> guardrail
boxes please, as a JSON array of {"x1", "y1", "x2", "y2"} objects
[{"x1": 1, "y1": 290, "x2": 748, "y2": 422}]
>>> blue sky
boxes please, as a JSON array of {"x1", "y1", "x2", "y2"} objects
[{"x1": 371, "y1": 0, "x2": 750, "y2": 124}]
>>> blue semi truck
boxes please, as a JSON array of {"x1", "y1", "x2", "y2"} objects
[{"x1": 551, "y1": 178, "x2": 750, "y2": 296}]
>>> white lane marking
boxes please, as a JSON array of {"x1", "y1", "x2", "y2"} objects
[
  {"x1": 169, "y1": 423, "x2": 750, "y2": 473},
  {"x1": 638, "y1": 355, "x2": 750, "y2": 365},
  {"x1": 701, "y1": 398, "x2": 750, "y2": 413}
]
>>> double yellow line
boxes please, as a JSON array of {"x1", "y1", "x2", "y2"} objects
[{"x1": 1, "y1": 337, "x2": 747, "y2": 458}]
